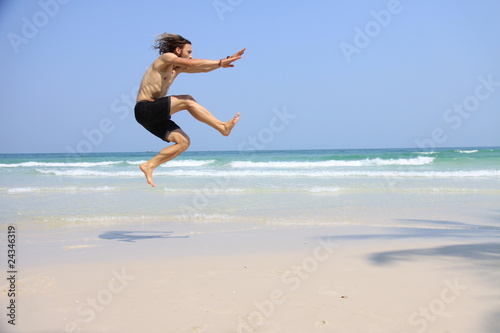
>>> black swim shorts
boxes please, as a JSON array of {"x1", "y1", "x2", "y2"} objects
[{"x1": 134, "y1": 96, "x2": 180, "y2": 142}]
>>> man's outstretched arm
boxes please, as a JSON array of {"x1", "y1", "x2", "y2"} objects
[{"x1": 182, "y1": 48, "x2": 246, "y2": 73}]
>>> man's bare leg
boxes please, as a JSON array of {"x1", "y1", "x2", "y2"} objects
[
  {"x1": 139, "y1": 130, "x2": 190, "y2": 187},
  {"x1": 170, "y1": 95, "x2": 239, "y2": 136}
]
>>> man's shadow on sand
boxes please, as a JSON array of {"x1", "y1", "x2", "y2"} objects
[{"x1": 99, "y1": 231, "x2": 189, "y2": 243}]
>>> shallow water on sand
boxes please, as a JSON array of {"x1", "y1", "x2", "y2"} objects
[{"x1": 1, "y1": 147, "x2": 499, "y2": 230}]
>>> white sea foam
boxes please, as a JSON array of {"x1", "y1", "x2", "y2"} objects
[
  {"x1": 169, "y1": 169, "x2": 500, "y2": 178},
  {"x1": 7, "y1": 187, "x2": 41, "y2": 193},
  {"x1": 307, "y1": 187, "x2": 342, "y2": 193},
  {"x1": 6, "y1": 186, "x2": 115, "y2": 193},
  {"x1": 36, "y1": 169, "x2": 139, "y2": 177},
  {"x1": 230, "y1": 156, "x2": 434, "y2": 168},
  {"x1": 172, "y1": 213, "x2": 239, "y2": 222},
  {"x1": 36, "y1": 168, "x2": 500, "y2": 178},
  {"x1": 161, "y1": 160, "x2": 216, "y2": 167},
  {"x1": 0, "y1": 161, "x2": 121, "y2": 168},
  {"x1": 126, "y1": 160, "x2": 146, "y2": 165},
  {"x1": 126, "y1": 160, "x2": 215, "y2": 167},
  {"x1": 86, "y1": 186, "x2": 115, "y2": 191},
  {"x1": 64, "y1": 186, "x2": 116, "y2": 192},
  {"x1": 163, "y1": 187, "x2": 245, "y2": 193},
  {"x1": 62, "y1": 215, "x2": 137, "y2": 228},
  {"x1": 64, "y1": 215, "x2": 132, "y2": 223},
  {"x1": 456, "y1": 150, "x2": 479, "y2": 154}
]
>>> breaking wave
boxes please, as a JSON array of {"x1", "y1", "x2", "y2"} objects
[{"x1": 230, "y1": 156, "x2": 434, "y2": 168}]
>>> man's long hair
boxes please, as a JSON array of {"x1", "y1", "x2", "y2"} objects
[{"x1": 153, "y1": 33, "x2": 191, "y2": 55}]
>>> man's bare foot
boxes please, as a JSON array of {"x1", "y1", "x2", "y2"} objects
[
  {"x1": 140, "y1": 162, "x2": 156, "y2": 187},
  {"x1": 221, "y1": 112, "x2": 240, "y2": 136}
]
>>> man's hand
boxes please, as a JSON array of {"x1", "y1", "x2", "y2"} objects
[{"x1": 221, "y1": 48, "x2": 246, "y2": 68}]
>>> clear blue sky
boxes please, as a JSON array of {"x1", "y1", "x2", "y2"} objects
[{"x1": 1, "y1": 0, "x2": 499, "y2": 153}]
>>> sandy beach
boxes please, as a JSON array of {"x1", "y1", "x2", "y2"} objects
[
  {"x1": 2, "y1": 0, "x2": 500, "y2": 329},
  {"x1": 1, "y1": 148, "x2": 499, "y2": 332},
  {"x1": 1, "y1": 220, "x2": 499, "y2": 333}
]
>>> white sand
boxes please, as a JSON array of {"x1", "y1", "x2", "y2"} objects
[{"x1": 1, "y1": 224, "x2": 499, "y2": 333}]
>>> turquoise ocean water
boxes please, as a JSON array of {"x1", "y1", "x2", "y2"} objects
[{"x1": 1, "y1": 147, "x2": 499, "y2": 229}]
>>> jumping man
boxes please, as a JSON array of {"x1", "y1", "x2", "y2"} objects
[{"x1": 134, "y1": 33, "x2": 245, "y2": 187}]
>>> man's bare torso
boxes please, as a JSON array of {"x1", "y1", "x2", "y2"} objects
[{"x1": 136, "y1": 56, "x2": 181, "y2": 102}]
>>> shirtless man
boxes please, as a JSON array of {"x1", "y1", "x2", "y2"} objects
[{"x1": 135, "y1": 33, "x2": 245, "y2": 187}]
